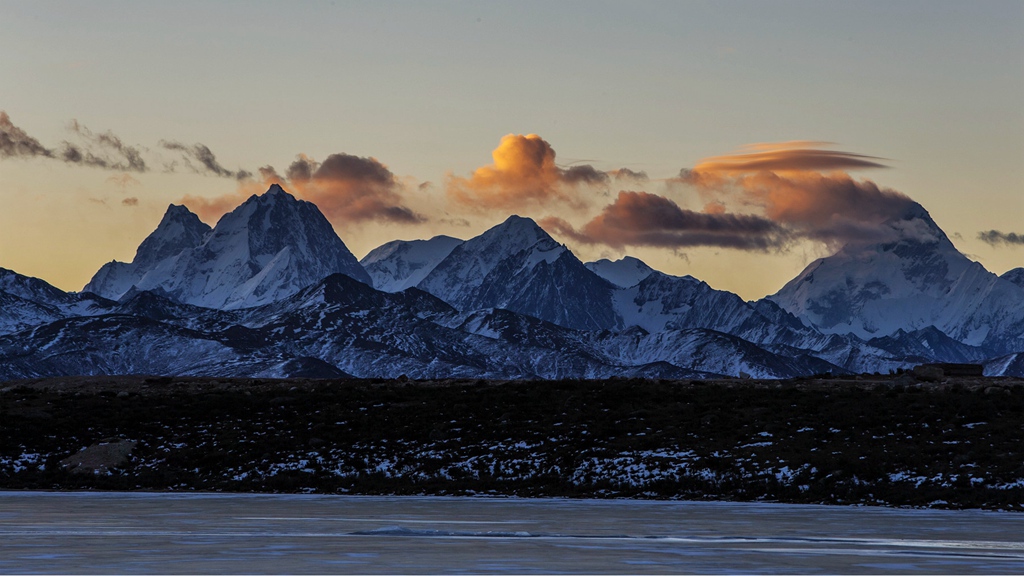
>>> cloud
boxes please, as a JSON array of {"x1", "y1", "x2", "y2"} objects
[
  {"x1": 0, "y1": 111, "x2": 52, "y2": 158},
  {"x1": 730, "y1": 171, "x2": 916, "y2": 242},
  {"x1": 65, "y1": 119, "x2": 147, "y2": 172},
  {"x1": 1, "y1": 111, "x2": 149, "y2": 173},
  {"x1": 121, "y1": 197, "x2": 139, "y2": 207},
  {"x1": 679, "y1": 142, "x2": 919, "y2": 247},
  {"x1": 609, "y1": 167, "x2": 649, "y2": 182},
  {"x1": 541, "y1": 191, "x2": 788, "y2": 251},
  {"x1": 161, "y1": 140, "x2": 249, "y2": 179},
  {"x1": 182, "y1": 152, "x2": 424, "y2": 225},
  {"x1": 693, "y1": 141, "x2": 888, "y2": 173},
  {"x1": 107, "y1": 173, "x2": 141, "y2": 190},
  {"x1": 285, "y1": 153, "x2": 424, "y2": 224},
  {"x1": 978, "y1": 230, "x2": 1024, "y2": 246},
  {"x1": 447, "y1": 134, "x2": 612, "y2": 211},
  {"x1": 561, "y1": 164, "x2": 610, "y2": 185}
]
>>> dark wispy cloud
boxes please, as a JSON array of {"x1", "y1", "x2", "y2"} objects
[
  {"x1": 541, "y1": 191, "x2": 788, "y2": 251},
  {"x1": 978, "y1": 230, "x2": 1024, "y2": 246},
  {"x1": 161, "y1": 140, "x2": 250, "y2": 180},
  {"x1": 182, "y1": 153, "x2": 424, "y2": 225},
  {"x1": 0, "y1": 111, "x2": 52, "y2": 158},
  {"x1": 287, "y1": 153, "x2": 423, "y2": 224},
  {"x1": 561, "y1": 164, "x2": 610, "y2": 185},
  {"x1": 609, "y1": 167, "x2": 649, "y2": 182},
  {"x1": 2, "y1": 110, "x2": 147, "y2": 172},
  {"x1": 64, "y1": 119, "x2": 147, "y2": 172},
  {"x1": 121, "y1": 197, "x2": 139, "y2": 207}
]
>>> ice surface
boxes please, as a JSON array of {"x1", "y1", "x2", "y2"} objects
[{"x1": 1, "y1": 492, "x2": 1023, "y2": 574}]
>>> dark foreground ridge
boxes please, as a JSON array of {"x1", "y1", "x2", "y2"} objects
[{"x1": 2, "y1": 375, "x2": 1023, "y2": 510}]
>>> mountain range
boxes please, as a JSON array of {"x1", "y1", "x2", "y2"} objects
[{"x1": 2, "y1": 184, "x2": 1022, "y2": 380}]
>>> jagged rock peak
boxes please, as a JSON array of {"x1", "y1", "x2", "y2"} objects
[
  {"x1": 252, "y1": 183, "x2": 292, "y2": 202},
  {"x1": 133, "y1": 204, "x2": 211, "y2": 267},
  {"x1": 492, "y1": 214, "x2": 548, "y2": 236},
  {"x1": 470, "y1": 214, "x2": 561, "y2": 256}
]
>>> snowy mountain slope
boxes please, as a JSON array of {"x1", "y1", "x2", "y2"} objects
[
  {"x1": 984, "y1": 352, "x2": 1024, "y2": 377},
  {"x1": 769, "y1": 205, "x2": 1024, "y2": 350},
  {"x1": 85, "y1": 204, "x2": 212, "y2": 300},
  {"x1": 4, "y1": 191, "x2": 1021, "y2": 380},
  {"x1": 102, "y1": 185, "x2": 372, "y2": 310},
  {"x1": 0, "y1": 290, "x2": 63, "y2": 335},
  {"x1": 0, "y1": 266, "x2": 1010, "y2": 381},
  {"x1": 239, "y1": 274, "x2": 691, "y2": 379},
  {"x1": 592, "y1": 327, "x2": 842, "y2": 379},
  {"x1": 585, "y1": 256, "x2": 655, "y2": 288},
  {"x1": 417, "y1": 216, "x2": 620, "y2": 331},
  {"x1": 1001, "y1": 268, "x2": 1024, "y2": 289},
  {"x1": 613, "y1": 272, "x2": 756, "y2": 334},
  {"x1": 1, "y1": 267, "x2": 77, "y2": 305},
  {"x1": 360, "y1": 235, "x2": 463, "y2": 292},
  {"x1": 417, "y1": 215, "x2": 555, "y2": 302},
  {"x1": 0, "y1": 268, "x2": 112, "y2": 328},
  {"x1": 0, "y1": 274, "x2": 711, "y2": 381},
  {"x1": 866, "y1": 326, "x2": 989, "y2": 365},
  {"x1": 0, "y1": 315, "x2": 264, "y2": 380}
]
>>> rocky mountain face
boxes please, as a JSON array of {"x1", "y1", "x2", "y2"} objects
[
  {"x1": 585, "y1": 256, "x2": 655, "y2": 288},
  {"x1": 768, "y1": 205, "x2": 1024, "y2": 353},
  {"x1": 2, "y1": 190, "x2": 1022, "y2": 380},
  {"x1": 360, "y1": 235, "x2": 463, "y2": 292},
  {"x1": 417, "y1": 216, "x2": 621, "y2": 331},
  {"x1": 1001, "y1": 268, "x2": 1024, "y2": 289},
  {"x1": 85, "y1": 204, "x2": 212, "y2": 300},
  {"x1": 84, "y1": 185, "x2": 370, "y2": 309}
]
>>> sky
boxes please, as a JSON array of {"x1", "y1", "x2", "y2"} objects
[{"x1": 1, "y1": 0, "x2": 1022, "y2": 300}]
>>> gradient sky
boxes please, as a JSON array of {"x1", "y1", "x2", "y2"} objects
[{"x1": 1, "y1": 0, "x2": 1022, "y2": 300}]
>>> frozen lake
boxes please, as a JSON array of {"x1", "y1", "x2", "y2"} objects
[{"x1": 1, "y1": 492, "x2": 1022, "y2": 574}]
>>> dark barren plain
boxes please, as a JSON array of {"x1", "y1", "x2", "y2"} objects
[{"x1": 2, "y1": 374, "x2": 1023, "y2": 510}]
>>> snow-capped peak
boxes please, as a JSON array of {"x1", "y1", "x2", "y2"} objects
[
  {"x1": 83, "y1": 204, "x2": 211, "y2": 299},
  {"x1": 1000, "y1": 267, "x2": 1024, "y2": 289},
  {"x1": 418, "y1": 215, "x2": 564, "y2": 298},
  {"x1": 585, "y1": 256, "x2": 655, "y2": 288},
  {"x1": 132, "y1": 204, "x2": 211, "y2": 268},
  {"x1": 85, "y1": 184, "x2": 370, "y2": 310},
  {"x1": 768, "y1": 205, "x2": 1024, "y2": 347},
  {"x1": 361, "y1": 235, "x2": 464, "y2": 292}
]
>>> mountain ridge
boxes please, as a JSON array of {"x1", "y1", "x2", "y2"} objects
[{"x1": 2, "y1": 186, "x2": 1022, "y2": 380}]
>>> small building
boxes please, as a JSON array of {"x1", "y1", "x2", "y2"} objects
[{"x1": 913, "y1": 363, "x2": 984, "y2": 381}]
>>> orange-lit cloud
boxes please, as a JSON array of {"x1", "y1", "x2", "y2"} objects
[
  {"x1": 447, "y1": 134, "x2": 624, "y2": 211},
  {"x1": 181, "y1": 153, "x2": 424, "y2": 225},
  {"x1": 678, "y1": 142, "x2": 920, "y2": 246},
  {"x1": 107, "y1": 173, "x2": 140, "y2": 190},
  {"x1": 286, "y1": 153, "x2": 423, "y2": 224},
  {"x1": 541, "y1": 191, "x2": 787, "y2": 251},
  {"x1": 692, "y1": 141, "x2": 888, "y2": 173}
]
